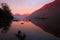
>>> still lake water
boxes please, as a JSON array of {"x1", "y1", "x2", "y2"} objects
[{"x1": 0, "y1": 21, "x2": 60, "y2": 40}]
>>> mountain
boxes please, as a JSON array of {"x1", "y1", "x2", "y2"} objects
[
  {"x1": 13, "y1": 14, "x2": 21, "y2": 20},
  {"x1": 13, "y1": 14, "x2": 28, "y2": 21},
  {"x1": 29, "y1": 0, "x2": 60, "y2": 19},
  {"x1": 28, "y1": 0, "x2": 60, "y2": 37}
]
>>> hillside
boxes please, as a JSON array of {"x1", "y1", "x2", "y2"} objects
[{"x1": 28, "y1": 0, "x2": 60, "y2": 37}]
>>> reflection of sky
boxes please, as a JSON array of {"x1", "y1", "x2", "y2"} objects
[{"x1": 0, "y1": 0, "x2": 54, "y2": 15}]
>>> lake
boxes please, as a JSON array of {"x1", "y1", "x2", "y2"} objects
[{"x1": 0, "y1": 21, "x2": 60, "y2": 40}]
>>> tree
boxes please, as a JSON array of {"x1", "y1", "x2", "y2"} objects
[{"x1": 0, "y1": 3, "x2": 13, "y2": 21}]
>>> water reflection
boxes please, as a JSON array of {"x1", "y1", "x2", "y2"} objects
[
  {"x1": 0, "y1": 20, "x2": 12, "y2": 33},
  {"x1": 0, "y1": 21, "x2": 60, "y2": 40},
  {"x1": 30, "y1": 19, "x2": 60, "y2": 38},
  {"x1": 11, "y1": 21, "x2": 60, "y2": 40}
]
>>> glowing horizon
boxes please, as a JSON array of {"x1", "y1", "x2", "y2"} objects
[{"x1": 0, "y1": 0, "x2": 54, "y2": 15}]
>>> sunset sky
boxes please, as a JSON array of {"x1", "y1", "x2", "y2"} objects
[{"x1": 0, "y1": 0, "x2": 54, "y2": 15}]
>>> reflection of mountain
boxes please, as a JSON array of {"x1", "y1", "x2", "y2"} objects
[{"x1": 29, "y1": 0, "x2": 60, "y2": 37}]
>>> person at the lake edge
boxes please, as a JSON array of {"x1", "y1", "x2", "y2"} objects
[{"x1": 16, "y1": 30, "x2": 26, "y2": 40}]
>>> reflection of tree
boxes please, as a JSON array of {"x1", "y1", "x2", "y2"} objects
[{"x1": 0, "y1": 20, "x2": 12, "y2": 33}]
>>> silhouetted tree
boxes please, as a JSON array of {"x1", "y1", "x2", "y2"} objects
[
  {"x1": 0, "y1": 3, "x2": 13, "y2": 33},
  {"x1": 0, "y1": 3, "x2": 13, "y2": 22}
]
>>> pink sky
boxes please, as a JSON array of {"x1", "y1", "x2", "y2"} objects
[{"x1": 0, "y1": 0, "x2": 54, "y2": 15}]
